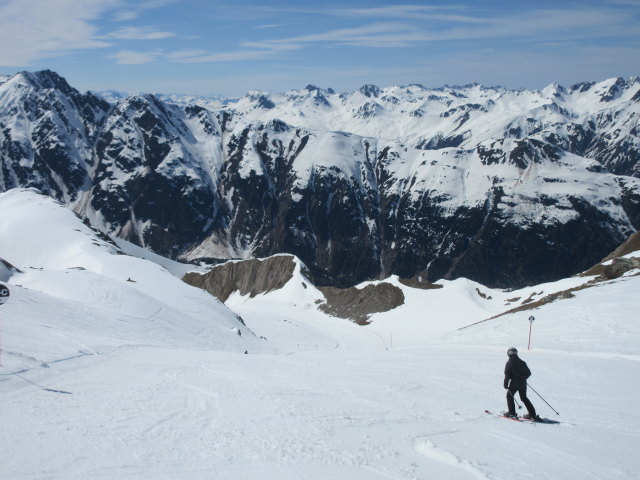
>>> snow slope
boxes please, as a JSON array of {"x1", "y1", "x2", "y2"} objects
[
  {"x1": 1, "y1": 189, "x2": 639, "y2": 479},
  {"x1": 0, "y1": 189, "x2": 258, "y2": 369}
]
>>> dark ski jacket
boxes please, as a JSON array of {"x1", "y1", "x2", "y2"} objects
[{"x1": 504, "y1": 355, "x2": 531, "y2": 389}]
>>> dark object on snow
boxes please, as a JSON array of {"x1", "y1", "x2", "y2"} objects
[
  {"x1": 0, "y1": 283, "x2": 9, "y2": 305},
  {"x1": 503, "y1": 350, "x2": 537, "y2": 418}
]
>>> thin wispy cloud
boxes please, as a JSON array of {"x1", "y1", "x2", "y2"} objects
[
  {"x1": 103, "y1": 26, "x2": 176, "y2": 41},
  {"x1": 105, "y1": 6, "x2": 640, "y2": 68},
  {"x1": 112, "y1": 0, "x2": 174, "y2": 22},
  {"x1": 255, "y1": 24, "x2": 287, "y2": 30},
  {"x1": 242, "y1": 23, "x2": 417, "y2": 50},
  {"x1": 199, "y1": 8, "x2": 639, "y2": 59},
  {"x1": 0, "y1": 0, "x2": 179, "y2": 66},
  {"x1": 0, "y1": 0, "x2": 117, "y2": 66},
  {"x1": 158, "y1": 28, "x2": 410, "y2": 65},
  {"x1": 171, "y1": 42, "x2": 302, "y2": 64},
  {"x1": 109, "y1": 49, "x2": 162, "y2": 65},
  {"x1": 165, "y1": 49, "x2": 208, "y2": 60},
  {"x1": 332, "y1": 5, "x2": 488, "y2": 24}
]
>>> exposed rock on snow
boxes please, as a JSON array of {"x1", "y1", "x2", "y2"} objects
[
  {"x1": 603, "y1": 257, "x2": 640, "y2": 279},
  {"x1": 182, "y1": 255, "x2": 300, "y2": 302},
  {"x1": 318, "y1": 282, "x2": 405, "y2": 324},
  {"x1": 602, "y1": 230, "x2": 640, "y2": 260},
  {"x1": 582, "y1": 231, "x2": 640, "y2": 277},
  {"x1": 183, "y1": 253, "x2": 405, "y2": 324}
]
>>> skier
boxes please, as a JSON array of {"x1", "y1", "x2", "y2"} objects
[{"x1": 503, "y1": 347, "x2": 540, "y2": 420}]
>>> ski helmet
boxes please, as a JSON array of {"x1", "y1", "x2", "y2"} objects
[{"x1": 507, "y1": 347, "x2": 518, "y2": 356}]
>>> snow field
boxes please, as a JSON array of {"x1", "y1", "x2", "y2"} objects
[
  {"x1": 2, "y1": 332, "x2": 638, "y2": 479},
  {"x1": 1, "y1": 189, "x2": 639, "y2": 479}
]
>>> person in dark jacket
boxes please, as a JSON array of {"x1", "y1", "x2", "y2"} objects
[{"x1": 504, "y1": 347, "x2": 539, "y2": 420}]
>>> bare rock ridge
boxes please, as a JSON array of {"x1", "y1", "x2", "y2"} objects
[
  {"x1": 317, "y1": 283, "x2": 405, "y2": 325},
  {"x1": 182, "y1": 254, "x2": 406, "y2": 323},
  {"x1": 183, "y1": 255, "x2": 297, "y2": 302}
]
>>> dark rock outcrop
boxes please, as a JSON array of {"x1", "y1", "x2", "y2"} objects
[
  {"x1": 182, "y1": 255, "x2": 298, "y2": 302},
  {"x1": 318, "y1": 283, "x2": 405, "y2": 324},
  {"x1": 602, "y1": 257, "x2": 640, "y2": 279}
]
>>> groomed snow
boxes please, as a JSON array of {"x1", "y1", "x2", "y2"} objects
[{"x1": 1, "y1": 189, "x2": 639, "y2": 479}]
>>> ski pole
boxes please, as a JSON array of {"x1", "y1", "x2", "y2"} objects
[
  {"x1": 507, "y1": 389, "x2": 523, "y2": 409},
  {"x1": 527, "y1": 383, "x2": 559, "y2": 416}
]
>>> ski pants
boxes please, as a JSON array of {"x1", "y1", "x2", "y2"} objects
[{"x1": 507, "y1": 383, "x2": 536, "y2": 416}]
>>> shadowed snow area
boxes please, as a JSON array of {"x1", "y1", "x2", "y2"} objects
[{"x1": 1, "y1": 189, "x2": 639, "y2": 479}]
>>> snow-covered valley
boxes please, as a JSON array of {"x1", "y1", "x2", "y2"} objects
[{"x1": 1, "y1": 189, "x2": 639, "y2": 479}]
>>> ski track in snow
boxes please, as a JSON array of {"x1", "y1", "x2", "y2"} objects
[{"x1": 414, "y1": 440, "x2": 488, "y2": 480}]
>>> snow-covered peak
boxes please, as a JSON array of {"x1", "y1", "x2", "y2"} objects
[
  {"x1": 211, "y1": 76, "x2": 638, "y2": 157},
  {"x1": 8, "y1": 70, "x2": 77, "y2": 98}
]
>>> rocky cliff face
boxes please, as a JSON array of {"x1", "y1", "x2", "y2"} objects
[
  {"x1": 183, "y1": 255, "x2": 299, "y2": 302},
  {"x1": 1, "y1": 70, "x2": 640, "y2": 288}
]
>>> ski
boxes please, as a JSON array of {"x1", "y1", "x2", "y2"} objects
[
  {"x1": 484, "y1": 410, "x2": 560, "y2": 424},
  {"x1": 485, "y1": 409, "x2": 524, "y2": 422}
]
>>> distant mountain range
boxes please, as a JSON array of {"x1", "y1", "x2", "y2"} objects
[{"x1": 1, "y1": 70, "x2": 639, "y2": 288}]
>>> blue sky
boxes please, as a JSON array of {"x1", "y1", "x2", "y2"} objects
[{"x1": 1, "y1": 0, "x2": 639, "y2": 96}]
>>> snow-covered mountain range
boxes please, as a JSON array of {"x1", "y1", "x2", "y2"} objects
[{"x1": 1, "y1": 70, "x2": 639, "y2": 288}]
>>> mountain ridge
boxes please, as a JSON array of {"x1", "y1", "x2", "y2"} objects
[{"x1": 1, "y1": 70, "x2": 639, "y2": 288}]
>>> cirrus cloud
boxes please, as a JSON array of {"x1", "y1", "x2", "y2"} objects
[{"x1": 0, "y1": 0, "x2": 119, "y2": 66}]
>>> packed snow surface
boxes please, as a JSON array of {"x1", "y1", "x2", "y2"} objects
[{"x1": 1, "y1": 189, "x2": 639, "y2": 479}]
